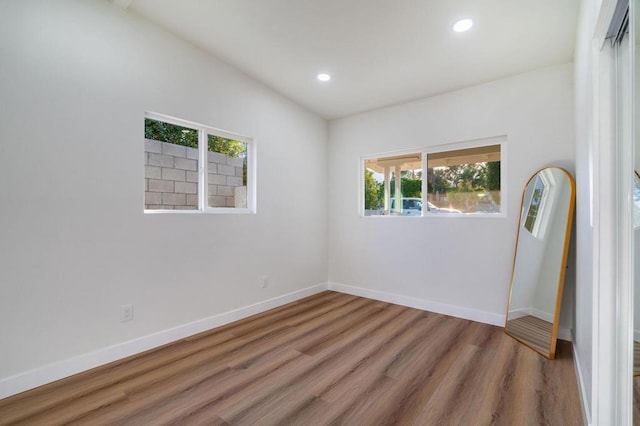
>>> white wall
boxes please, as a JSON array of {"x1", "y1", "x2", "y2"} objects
[
  {"x1": 328, "y1": 64, "x2": 575, "y2": 325},
  {"x1": 573, "y1": 0, "x2": 602, "y2": 420},
  {"x1": 0, "y1": 0, "x2": 327, "y2": 385}
]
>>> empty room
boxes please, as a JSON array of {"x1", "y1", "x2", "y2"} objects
[{"x1": 0, "y1": 0, "x2": 637, "y2": 425}]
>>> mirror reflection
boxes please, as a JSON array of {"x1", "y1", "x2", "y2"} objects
[{"x1": 505, "y1": 167, "x2": 575, "y2": 359}]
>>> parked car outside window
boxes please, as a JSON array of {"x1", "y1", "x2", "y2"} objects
[{"x1": 389, "y1": 198, "x2": 462, "y2": 215}]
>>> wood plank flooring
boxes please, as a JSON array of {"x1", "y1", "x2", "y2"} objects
[
  {"x1": 635, "y1": 376, "x2": 640, "y2": 425},
  {"x1": 505, "y1": 315, "x2": 553, "y2": 356},
  {"x1": 0, "y1": 291, "x2": 584, "y2": 425}
]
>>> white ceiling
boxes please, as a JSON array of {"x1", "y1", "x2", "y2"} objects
[{"x1": 126, "y1": 0, "x2": 579, "y2": 120}]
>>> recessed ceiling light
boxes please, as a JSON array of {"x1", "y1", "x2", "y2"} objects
[
  {"x1": 453, "y1": 18, "x2": 473, "y2": 33},
  {"x1": 317, "y1": 73, "x2": 331, "y2": 82}
]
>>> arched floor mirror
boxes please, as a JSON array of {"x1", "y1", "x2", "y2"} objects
[{"x1": 505, "y1": 167, "x2": 575, "y2": 359}]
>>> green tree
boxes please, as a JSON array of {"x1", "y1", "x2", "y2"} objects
[
  {"x1": 145, "y1": 118, "x2": 247, "y2": 158},
  {"x1": 207, "y1": 135, "x2": 247, "y2": 158},
  {"x1": 382, "y1": 178, "x2": 422, "y2": 201},
  {"x1": 486, "y1": 161, "x2": 500, "y2": 190},
  {"x1": 427, "y1": 163, "x2": 494, "y2": 194},
  {"x1": 145, "y1": 118, "x2": 198, "y2": 148},
  {"x1": 458, "y1": 163, "x2": 487, "y2": 189},
  {"x1": 427, "y1": 167, "x2": 449, "y2": 193},
  {"x1": 397, "y1": 178, "x2": 422, "y2": 198},
  {"x1": 364, "y1": 170, "x2": 381, "y2": 210}
]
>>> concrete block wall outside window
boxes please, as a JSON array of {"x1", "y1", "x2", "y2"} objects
[
  {"x1": 144, "y1": 139, "x2": 243, "y2": 209},
  {"x1": 143, "y1": 112, "x2": 254, "y2": 213}
]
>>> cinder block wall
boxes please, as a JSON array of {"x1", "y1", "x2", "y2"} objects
[{"x1": 144, "y1": 139, "x2": 244, "y2": 209}]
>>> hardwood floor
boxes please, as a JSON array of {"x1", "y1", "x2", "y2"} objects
[
  {"x1": 0, "y1": 291, "x2": 583, "y2": 425},
  {"x1": 505, "y1": 315, "x2": 554, "y2": 356}
]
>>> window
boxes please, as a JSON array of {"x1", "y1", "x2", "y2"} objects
[
  {"x1": 364, "y1": 153, "x2": 423, "y2": 216},
  {"x1": 362, "y1": 139, "x2": 503, "y2": 216},
  {"x1": 426, "y1": 144, "x2": 501, "y2": 215},
  {"x1": 144, "y1": 113, "x2": 255, "y2": 213}
]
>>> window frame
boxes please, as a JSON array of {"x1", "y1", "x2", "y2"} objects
[
  {"x1": 360, "y1": 136, "x2": 506, "y2": 218},
  {"x1": 144, "y1": 112, "x2": 256, "y2": 215}
]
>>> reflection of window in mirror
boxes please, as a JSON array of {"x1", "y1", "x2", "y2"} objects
[
  {"x1": 524, "y1": 175, "x2": 545, "y2": 233},
  {"x1": 523, "y1": 170, "x2": 556, "y2": 239}
]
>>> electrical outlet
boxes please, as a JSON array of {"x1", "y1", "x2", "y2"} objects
[
  {"x1": 120, "y1": 304, "x2": 133, "y2": 322},
  {"x1": 261, "y1": 275, "x2": 269, "y2": 288}
]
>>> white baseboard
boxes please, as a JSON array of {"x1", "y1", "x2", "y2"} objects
[
  {"x1": 634, "y1": 329, "x2": 640, "y2": 343},
  {"x1": 0, "y1": 283, "x2": 328, "y2": 400},
  {"x1": 557, "y1": 327, "x2": 573, "y2": 342},
  {"x1": 531, "y1": 308, "x2": 554, "y2": 323},
  {"x1": 572, "y1": 334, "x2": 592, "y2": 426},
  {"x1": 508, "y1": 307, "x2": 532, "y2": 319},
  {"x1": 328, "y1": 281, "x2": 506, "y2": 326}
]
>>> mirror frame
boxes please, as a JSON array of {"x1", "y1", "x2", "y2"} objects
[{"x1": 505, "y1": 166, "x2": 576, "y2": 359}]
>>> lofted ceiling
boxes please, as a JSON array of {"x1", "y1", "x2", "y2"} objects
[{"x1": 124, "y1": 0, "x2": 579, "y2": 120}]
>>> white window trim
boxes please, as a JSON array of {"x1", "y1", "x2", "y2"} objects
[
  {"x1": 359, "y1": 135, "x2": 507, "y2": 219},
  {"x1": 144, "y1": 112, "x2": 256, "y2": 215}
]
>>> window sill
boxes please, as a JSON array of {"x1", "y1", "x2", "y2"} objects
[
  {"x1": 144, "y1": 208, "x2": 255, "y2": 215},
  {"x1": 360, "y1": 212, "x2": 507, "y2": 219}
]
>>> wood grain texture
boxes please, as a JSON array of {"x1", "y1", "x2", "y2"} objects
[
  {"x1": 635, "y1": 375, "x2": 640, "y2": 426},
  {"x1": 0, "y1": 291, "x2": 583, "y2": 425},
  {"x1": 506, "y1": 315, "x2": 554, "y2": 356}
]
